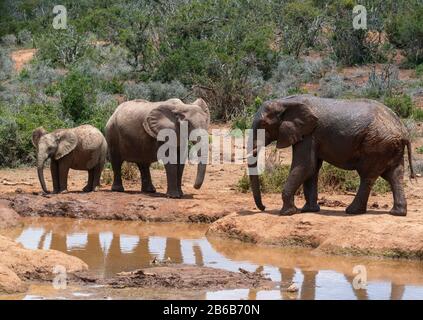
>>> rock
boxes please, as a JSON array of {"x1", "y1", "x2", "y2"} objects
[
  {"x1": 0, "y1": 264, "x2": 27, "y2": 294},
  {"x1": 0, "y1": 200, "x2": 21, "y2": 229},
  {"x1": 286, "y1": 283, "x2": 299, "y2": 293},
  {"x1": 0, "y1": 235, "x2": 88, "y2": 294},
  {"x1": 207, "y1": 211, "x2": 423, "y2": 260}
]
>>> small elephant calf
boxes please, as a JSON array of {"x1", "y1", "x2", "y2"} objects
[{"x1": 32, "y1": 125, "x2": 107, "y2": 193}]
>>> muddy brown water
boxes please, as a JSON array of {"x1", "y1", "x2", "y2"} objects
[{"x1": 2, "y1": 217, "x2": 423, "y2": 300}]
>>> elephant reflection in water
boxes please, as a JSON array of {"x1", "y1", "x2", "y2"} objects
[
  {"x1": 247, "y1": 267, "x2": 405, "y2": 300},
  {"x1": 36, "y1": 230, "x2": 407, "y2": 300},
  {"x1": 48, "y1": 232, "x2": 205, "y2": 277}
]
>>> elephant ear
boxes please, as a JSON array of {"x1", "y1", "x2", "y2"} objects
[
  {"x1": 143, "y1": 104, "x2": 178, "y2": 139},
  {"x1": 277, "y1": 99, "x2": 318, "y2": 148},
  {"x1": 32, "y1": 127, "x2": 48, "y2": 147},
  {"x1": 54, "y1": 130, "x2": 78, "y2": 160},
  {"x1": 193, "y1": 98, "x2": 210, "y2": 126}
]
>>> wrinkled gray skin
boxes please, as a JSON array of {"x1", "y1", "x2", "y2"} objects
[
  {"x1": 32, "y1": 125, "x2": 107, "y2": 194},
  {"x1": 249, "y1": 95, "x2": 415, "y2": 216},
  {"x1": 105, "y1": 98, "x2": 210, "y2": 198}
]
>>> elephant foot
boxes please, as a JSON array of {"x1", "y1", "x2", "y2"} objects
[
  {"x1": 166, "y1": 191, "x2": 182, "y2": 199},
  {"x1": 346, "y1": 204, "x2": 367, "y2": 215},
  {"x1": 389, "y1": 206, "x2": 407, "y2": 217},
  {"x1": 301, "y1": 204, "x2": 320, "y2": 213},
  {"x1": 279, "y1": 206, "x2": 299, "y2": 216},
  {"x1": 82, "y1": 185, "x2": 93, "y2": 192},
  {"x1": 57, "y1": 189, "x2": 68, "y2": 194},
  {"x1": 111, "y1": 184, "x2": 125, "y2": 192},
  {"x1": 142, "y1": 185, "x2": 156, "y2": 193}
]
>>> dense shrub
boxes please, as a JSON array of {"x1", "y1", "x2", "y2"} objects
[
  {"x1": 319, "y1": 74, "x2": 350, "y2": 98},
  {"x1": 327, "y1": 1, "x2": 372, "y2": 65},
  {"x1": 0, "y1": 103, "x2": 69, "y2": 167},
  {"x1": 362, "y1": 65, "x2": 400, "y2": 98},
  {"x1": 85, "y1": 92, "x2": 118, "y2": 133},
  {"x1": 35, "y1": 26, "x2": 92, "y2": 67},
  {"x1": 385, "y1": 3, "x2": 423, "y2": 65},
  {"x1": 17, "y1": 29, "x2": 32, "y2": 45},
  {"x1": 0, "y1": 48, "x2": 13, "y2": 81},
  {"x1": 58, "y1": 70, "x2": 96, "y2": 123},
  {"x1": 123, "y1": 80, "x2": 188, "y2": 101},
  {"x1": 279, "y1": 1, "x2": 323, "y2": 58},
  {"x1": 1, "y1": 34, "x2": 16, "y2": 46},
  {"x1": 383, "y1": 94, "x2": 423, "y2": 121}
]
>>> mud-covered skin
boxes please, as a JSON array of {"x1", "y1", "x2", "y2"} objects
[
  {"x1": 249, "y1": 95, "x2": 415, "y2": 216},
  {"x1": 32, "y1": 125, "x2": 107, "y2": 194},
  {"x1": 105, "y1": 98, "x2": 210, "y2": 198}
]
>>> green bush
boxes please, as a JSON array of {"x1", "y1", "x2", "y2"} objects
[
  {"x1": 416, "y1": 64, "x2": 423, "y2": 77},
  {"x1": 101, "y1": 77, "x2": 124, "y2": 94},
  {"x1": 0, "y1": 103, "x2": 68, "y2": 167},
  {"x1": 237, "y1": 163, "x2": 390, "y2": 194},
  {"x1": 35, "y1": 26, "x2": 91, "y2": 67},
  {"x1": 326, "y1": 0, "x2": 376, "y2": 66},
  {"x1": 385, "y1": 3, "x2": 423, "y2": 65},
  {"x1": 58, "y1": 70, "x2": 96, "y2": 124},
  {"x1": 280, "y1": 1, "x2": 322, "y2": 58},
  {"x1": 384, "y1": 94, "x2": 414, "y2": 118}
]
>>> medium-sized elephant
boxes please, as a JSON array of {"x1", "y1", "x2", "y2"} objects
[
  {"x1": 32, "y1": 125, "x2": 107, "y2": 194},
  {"x1": 248, "y1": 95, "x2": 416, "y2": 216},
  {"x1": 105, "y1": 98, "x2": 210, "y2": 198}
]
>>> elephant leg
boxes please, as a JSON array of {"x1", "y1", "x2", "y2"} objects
[
  {"x1": 177, "y1": 163, "x2": 185, "y2": 196},
  {"x1": 382, "y1": 161, "x2": 407, "y2": 216},
  {"x1": 111, "y1": 157, "x2": 124, "y2": 192},
  {"x1": 58, "y1": 162, "x2": 70, "y2": 193},
  {"x1": 281, "y1": 137, "x2": 316, "y2": 216},
  {"x1": 92, "y1": 162, "x2": 104, "y2": 191},
  {"x1": 301, "y1": 159, "x2": 323, "y2": 213},
  {"x1": 83, "y1": 169, "x2": 94, "y2": 192},
  {"x1": 346, "y1": 175, "x2": 377, "y2": 214},
  {"x1": 164, "y1": 163, "x2": 181, "y2": 198},
  {"x1": 138, "y1": 163, "x2": 156, "y2": 193},
  {"x1": 50, "y1": 160, "x2": 60, "y2": 193}
]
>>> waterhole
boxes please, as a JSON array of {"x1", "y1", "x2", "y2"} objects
[{"x1": 3, "y1": 217, "x2": 423, "y2": 300}]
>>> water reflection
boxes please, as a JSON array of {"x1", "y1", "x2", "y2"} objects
[{"x1": 13, "y1": 218, "x2": 423, "y2": 300}]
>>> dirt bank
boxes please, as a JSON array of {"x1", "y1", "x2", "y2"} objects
[
  {"x1": 0, "y1": 200, "x2": 21, "y2": 230},
  {"x1": 0, "y1": 235, "x2": 87, "y2": 294},
  {"x1": 73, "y1": 264, "x2": 274, "y2": 291},
  {"x1": 207, "y1": 208, "x2": 423, "y2": 259}
]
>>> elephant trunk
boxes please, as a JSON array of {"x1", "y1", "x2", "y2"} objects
[
  {"x1": 36, "y1": 150, "x2": 49, "y2": 194},
  {"x1": 248, "y1": 158, "x2": 265, "y2": 211},
  {"x1": 248, "y1": 120, "x2": 265, "y2": 211},
  {"x1": 194, "y1": 162, "x2": 207, "y2": 189}
]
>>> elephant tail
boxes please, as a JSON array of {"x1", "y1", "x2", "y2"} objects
[{"x1": 406, "y1": 140, "x2": 417, "y2": 179}]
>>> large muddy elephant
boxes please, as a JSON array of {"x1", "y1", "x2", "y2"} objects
[
  {"x1": 105, "y1": 98, "x2": 210, "y2": 198},
  {"x1": 32, "y1": 125, "x2": 107, "y2": 193},
  {"x1": 248, "y1": 95, "x2": 415, "y2": 216}
]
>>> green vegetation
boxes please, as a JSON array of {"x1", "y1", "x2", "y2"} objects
[
  {"x1": 384, "y1": 94, "x2": 423, "y2": 121},
  {"x1": 1, "y1": 0, "x2": 423, "y2": 168},
  {"x1": 237, "y1": 163, "x2": 390, "y2": 194}
]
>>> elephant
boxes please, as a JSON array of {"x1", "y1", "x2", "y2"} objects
[
  {"x1": 248, "y1": 95, "x2": 416, "y2": 216},
  {"x1": 105, "y1": 98, "x2": 210, "y2": 198},
  {"x1": 32, "y1": 125, "x2": 107, "y2": 194}
]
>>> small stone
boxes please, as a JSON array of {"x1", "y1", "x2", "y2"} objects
[
  {"x1": 15, "y1": 188, "x2": 23, "y2": 194},
  {"x1": 287, "y1": 283, "x2": 299, "y2": 292}
]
